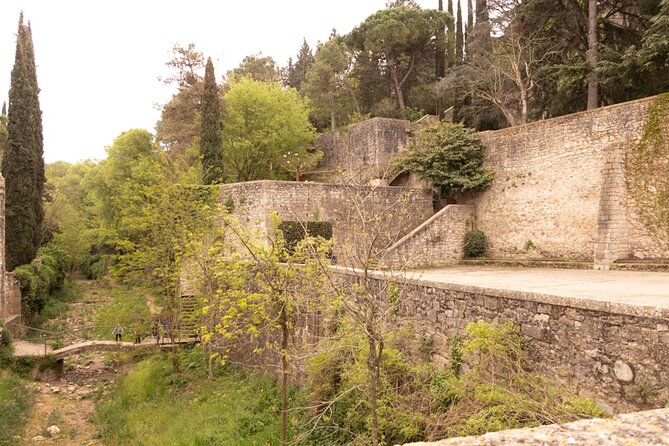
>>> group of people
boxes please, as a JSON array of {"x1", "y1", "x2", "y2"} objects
[{"x1": 112, "y1": 320, "x2": 170, "y2": 344}]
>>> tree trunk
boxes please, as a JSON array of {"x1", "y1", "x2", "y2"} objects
[
  {"x1": 368, "y1": 334, "x2": 380, "y2": 446},
  {"x1": 390, "y1": 67, "x2": 406, "y2": 113},
  {"x1": 329, "y1": 89, "x2": 336, "y2": 131},
  {"x1": 280, "y1": 305, "x2": 289, "y2": 446},
  {"x1": 586, "y1": 0, "x2": 598, "y2": 110}
]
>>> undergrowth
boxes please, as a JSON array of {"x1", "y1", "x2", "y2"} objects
[
  {"x1": 93, "y1": 286, "x2": 151, "y2": 340},
  {"x1": 94, "y1": 348, "x2": 287, "y2": 445},
  {"x1": 0, "y1": 370, "x2": 33, "y2": 445}
]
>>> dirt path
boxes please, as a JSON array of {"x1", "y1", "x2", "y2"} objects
[
  {"x1": 20, "y1": 353, "x2": 116, "y2": 445},
  {"x1": 17, "y1": 279, "x2": 122, "y2": 445}
]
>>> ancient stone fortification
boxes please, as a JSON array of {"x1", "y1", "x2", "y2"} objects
[
  {"x1": 332, "y1": 268, "x2": 669, "y2": 411},
  {"x1": 466, "y1": 96, "x2": 668, "y2": 268},
  {"x1": 313, "y1": 117, "x2": 412, "y2": 183},
  {"x1": 218, "y1": 180, "x2": 433, "y2": 262},
  {"x1": 403, "y1": 408, "x2": 669, "y2": 446},
  {"x1": 379, "y1": 205, "x2": 474, "y2": 268},
  {"x1": 0, "y1": 174, "x2": 22, "y2": 335},
  {"x1": 315, "y1": 95, "x2": 669, "y2": 269}
]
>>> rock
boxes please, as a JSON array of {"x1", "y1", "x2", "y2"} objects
[
  {"x1": 31, "y1": 436, "x2": 46, "y2": 442},
  {"x1": 51, "y1": 387, "x2": 61, "y2": 394},
  {"x1": 613, "y1": 360, "x2": 634, "y2": 382},
  {"x1": 46, "y1": 425, "x2": 61, "y2": 436},
  {"x1": 67, "y1": 385, "x2": 76, "y2": 392}
]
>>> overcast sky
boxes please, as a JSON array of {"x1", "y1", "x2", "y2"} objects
[{"x1": 0, "y1": 0, "x2": 439, "y2": 163}]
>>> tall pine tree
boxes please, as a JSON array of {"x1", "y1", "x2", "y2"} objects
[
  {"x1": 287, "y1": 39, "x2": 315, "y2": 91},
  {"x1": 200, "y1": 57, "x2": 224, "y2": 185},
  {"x1": 3, "y1": 13, "x2": 45, "y2": 270}
]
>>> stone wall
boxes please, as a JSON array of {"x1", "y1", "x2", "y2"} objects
[
  {"x1": 332, "y1": 268, "x2": 669, "y2": 411},
  {"x1": 313, "y1": 117, "x2": 412, "y2": 183},
  {"x1": 379, "y1": 205, "x2": 474, "y2": 268},
  {"x1": 403, "y1": 408, "x2": 669, "y2": 446},
  {"x1": 464, "y1": 96, "x2": 669, "y2": 267},
  {"x1": 218, "y1": 180, "x2": 433, "y2": 264}
]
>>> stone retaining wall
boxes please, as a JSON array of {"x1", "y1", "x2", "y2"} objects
[
  {"x1": 218, "y1": 180, "x2": 433, "y2": 265},
  {"x1": 379, "y1": 205, "x2": 474, "y2": 268},
  {"x1": 332, "y1": 268, "x2": 669, "y2": 411},
  {"x1": 402, "y1": 408, "x2": 669, "y2": 446}
]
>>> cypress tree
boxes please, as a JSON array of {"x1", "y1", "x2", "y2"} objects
[
  {"x1": 447, "y1": 0, "x2": 456, "y2": 67},
  {"x1": 455, "y1": 0, "x2": 464, "y2": 63},
  {"x1": 200, "y1": 57, "x2": 224, "y2": 185},
  {"x1": 436, "y1": 0, "x2": 446, "y2": 78},
  {"x1": 2, "y1": 13, "x2": 45, "y2": 270},
  {"x1": 1, "y1": 102, "x2": 6, "y2": 116},
  {"x1": 472, "y1": 0, "x2": 492, "y2": 56},
  {"x1": 466, "y1": 0, "x2": 474, "y2": 58}
]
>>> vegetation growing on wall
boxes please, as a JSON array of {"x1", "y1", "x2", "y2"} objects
[
  {"x1": 394, "y1": 122, "x2": 494, "y2": 199},
  {"x1": 625, "y1": 93, "x2": 669, "y2": 252}
]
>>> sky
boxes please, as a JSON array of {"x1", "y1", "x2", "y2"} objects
[{"x1": 0, "y1": 0, "x2": 439, "y2": 163}]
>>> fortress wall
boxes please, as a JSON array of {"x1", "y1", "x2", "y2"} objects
[
  {"x1": 218, "y1": 180, "x2": 433, "y2": 263},
  {"x1": 379, "y1": 205, "x2": 474, "y2": 268},
  {"x1": 333, "y1": 268, "x2": 669, "y2": 411},
  {"x1": 468, "y1": 97, "x2": 653, "y2": 262},
  {"x1": 314, "y1": 117, "x2": 412, "y2": 183}
]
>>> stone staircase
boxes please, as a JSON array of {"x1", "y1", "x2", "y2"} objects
[{"x1": 178, "y1": 294, "x2": 200, "y2": 338}]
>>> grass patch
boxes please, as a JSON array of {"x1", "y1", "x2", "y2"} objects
[
  {"x1": 0, "y1": 370, "x2": 33, "y2": 445},
  {"x1": 93, "y1": 286, "x2": 151, "y2": 341},
  {"x1": 94, "y1": 350, "x2": 284, "y2": 445}
]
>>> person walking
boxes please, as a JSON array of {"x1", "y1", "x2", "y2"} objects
[
  {"x1": 133, "y1": 324, "x2": 142, "y2": 344},
  {"x1": 112, "y1": 324, "x2": 124, "y2": 342}
]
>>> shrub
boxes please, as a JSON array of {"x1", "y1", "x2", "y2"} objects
[
  {"x1": 278, "y1": 220, "x2": 333, "y2": 253},
  {"x1": 0, "y1": 327, "x2": 11, "y2": 346},
  {"x1": 464, "y1": 230, "x2": 487, "y2": 258},
  {"x1": 14, "y1": 242, "x2": 73, "y2": 318}
]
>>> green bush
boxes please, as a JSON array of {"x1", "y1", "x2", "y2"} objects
[
  {"x1": 278, "y1": 220, "x2": 333, "y2": 253},
  {"x1": 14, "y1": 242, "x2": 72, "y2": 318},
  {"x1": 464, "y1": 230, "x2": 487, "y2": 258},
  {"x1": 0, "y1": 327, "x2": 11, "y2": 346}
]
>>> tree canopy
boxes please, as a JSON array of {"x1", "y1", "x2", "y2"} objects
[
  {"x1": 3, "y1": 14, "x2": 45, "y2": 270},
  {"x1": 222, "y1": 79, "x2": 315, "y2": 182},
  {"x1": 394, "y1": 122, "x2": 494, "y2": 194}
]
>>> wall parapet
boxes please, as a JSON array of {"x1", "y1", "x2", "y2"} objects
[{"x1": 331, "y1": 267, "x2": 669, "y2": 411}]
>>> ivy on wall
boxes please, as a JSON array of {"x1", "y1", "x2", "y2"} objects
[{"x1": 625, "y1": 93, "x2": 669, "y2": 252}]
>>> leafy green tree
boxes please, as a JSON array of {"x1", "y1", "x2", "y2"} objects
[
  {"x1": 303, "y1": 39, "x2": 359, "y2": 131},
  {"x1": 44, "y1": 161, "x2": 98, "y2": 273},
  {"x1": 3, "y1": 14, "x2": 45, "y2": 270},
  {"x1": 394, "y1": 122, "x2": 493, "y2": 198},
  {"x1": 200, "y1": 57, "x2": 224, "y2": 185},
  {"x1": 222, "y1": 79, "x2": 315, "y2": 182},
  {"x1": 228, "y1": 53, "x2": 280, "y2": 83},
  {"x1": 348, "y1": 7, "x2": 452, "y2": 112},
  {"x1": 88, "y1": 129, "x2": 166, "y2": 254}
]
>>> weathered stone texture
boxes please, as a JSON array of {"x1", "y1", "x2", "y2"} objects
[
  {"x1": 218, "y1": 180, "x2": 433, "y2": 263},
  {"x1": 401, "y1": 408, "x2": 669, "y2": 446},
  {"x1": 380, "y1": 205, "x2": 474, "y2": 268},
  {"x1": 463, "y1": 96, "x2": 669, "y2": 266},
  {"x1": 314, "y1": 117, "x2": 412, "y2": 183},
  {"x1": 333, "y1": 268, "x2": 669, "y2": 411}
]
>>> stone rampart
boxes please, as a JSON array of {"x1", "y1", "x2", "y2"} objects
[
  {"x1": 465, "y1": 96, "x2": 669, "y2": 267},
  {"x1": 314, "y1": 117, "x2": 412, "y2": 183},
  {"x1": 402, "y1": 408, "x2": 669, "y2": 446},
  {"x1": 218, "y1": 180, "x2": 433, "y2": 264},
  {"x1": 379, "y1": 205, "x2": 474, "y2": 268},
  {"x1": 332, "y1": 268, "x2": 669, "y2": 411}
]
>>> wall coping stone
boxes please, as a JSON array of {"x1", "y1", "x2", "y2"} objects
[
  {"x1": 330, "y1": 266, "x2": 669, "y2": 319},
  {"x1": 400, "y1": 408, "x2": 669, "y2": 446}
]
